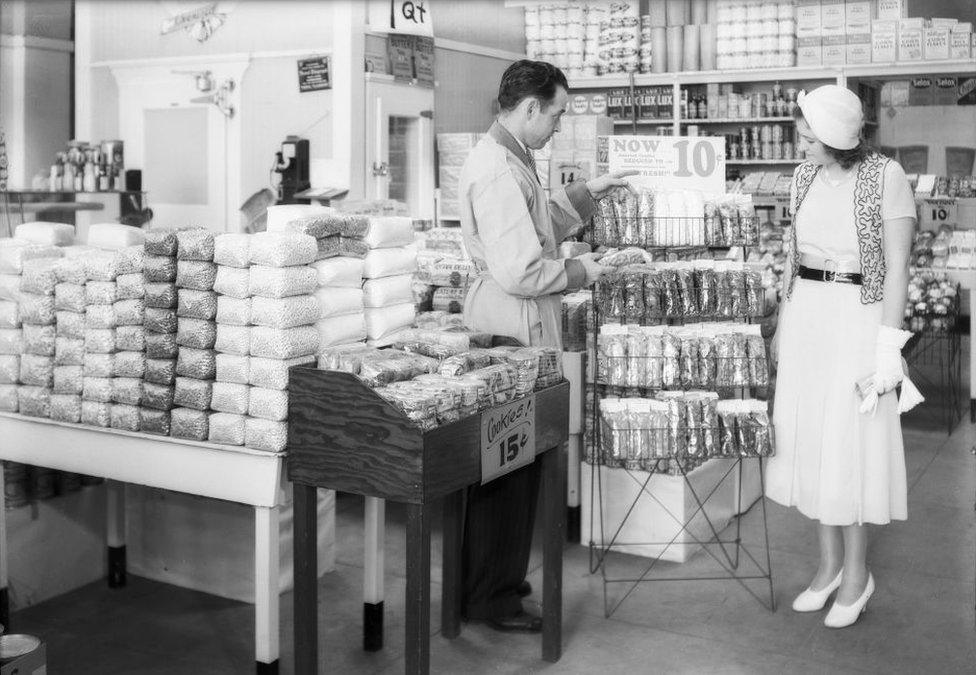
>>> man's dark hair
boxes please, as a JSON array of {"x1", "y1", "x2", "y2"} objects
[
  {"x1": 497, "y1": 60, "x2": 568, "y2": 112},
  {"x1": 793, "y1": 108, "x2": 871, "y2": 170}
]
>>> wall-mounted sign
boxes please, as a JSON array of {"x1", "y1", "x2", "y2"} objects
[
  {"x1": 369, "y1": 0, "x2": 434, "y2": 37},
  {"x1": 297, "y1": 56, "x2": 331, "y2": 93}
]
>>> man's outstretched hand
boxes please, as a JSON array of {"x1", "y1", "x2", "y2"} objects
[{"x1": 586, "y1": 170, "x2": 640, "y2": 200}]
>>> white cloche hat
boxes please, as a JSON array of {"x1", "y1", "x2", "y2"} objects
[{"x1": 797, "y1": 85, "x2": 864, "y2": 150}]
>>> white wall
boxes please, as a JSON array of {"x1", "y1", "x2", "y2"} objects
[{"x1": 878, "y1": 106, "x2": 976, "y2": 175}]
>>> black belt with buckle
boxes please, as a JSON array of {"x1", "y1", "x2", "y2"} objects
[{"x1": 797, "y1": 264, "x2": 863, "y2": 285}]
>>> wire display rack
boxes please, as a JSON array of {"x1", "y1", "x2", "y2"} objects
[{"x1": 584, "y1": 202, "x2": 776, "y2": 617}]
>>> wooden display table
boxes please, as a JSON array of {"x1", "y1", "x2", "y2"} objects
[
  {"x1": 287, "y1": 368, "x2": 569, "y2": 675},
  {"x1": 0, "y1": 412, "x2": 286, "y2": 674}
]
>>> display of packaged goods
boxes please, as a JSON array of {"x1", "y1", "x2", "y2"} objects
[
  {"x1": 316, "y1": 314, "x2": 367, "y2": 349},
  {"x1": 176, "y1": 261, "x2": 217, "y2": 291},
  {"x1": 0, "y1": 328, "x2": 24, "y2": 355},
  {"x1": 361, "y1": 217, "x2": 415, "y2": 249},
  {"x1": 82, "y1": 376, "x2": 113, "y2": 403},
  {"x1": 139, "y1": 407, "x2": 172, "y2": 435},
  {"x1": 20, "y1": 258, "x2": 59, "y2": 295},
  {"x1": 215, "y1": 324, "x2": 250, "y2": 356},
  {"x1": 87, "y1": 224, "x2": 145, "y2": 251},
  {"x1": 18, "y1": 293, "x2": 56, "y2": 325},
  {"x1": 213, "y1": 233, "x2": 252, "y2": 268},
  {"x1": 208, "y1": 412, "x2": 245, "y2": 445},
  {"x1": 174, "y1": 377, "x2": 213, "y2": 411},
  {"x1": 23, "y1": 324, "x2": 56, "y2": 356},
  {"x1": 315, "y1": 236, "x2": 340, "y2": 260},
  {"x1": 15, "y1": 221, "x2": 75, "y2": 246},
  {"x1": 216, "y1": 353, "x2": 250, "y2": 384},
  {"x1": 0, "y1": 384, "x2": 17, "y2": 411},
  {"x1": 53, "y1": 365, "x2": 83, "y2": 394},
  {"x1": 365, "y1": 303, "x2": 416, "y2": 342},
  {"x1": 249, "y1": 232, "x2": 317, "y2": 267},
  {"x1": 429, "y1": 260, "x2": 475, "y2": 288},
  {"x1": 113, "y1": 351, "x2": 145, "y2": 379},
  {"x1": 362, "y1": 274, "x2": 413, "y2": 308},
  {"x1": 362, "y1": 247, "x2": 417, "y2": 279},
  {"x1": 248, "y1": 355, "x2": 315, "y2": 390},
  {"x1": 176, "y1": 318, "x2": 216, "y2": 349},
  {"x1": 0, "y1": 242, "x2": 62, "y2": 275},
  {"x1": 108, "y1": 403, "x2": 140, "y2": 431},
  {"x1": 115, "y1": 245, "x2": 145, "y2": 275},
  {"x1": 18, "y1": 385, "x2": 51, "y2": 417},
  {"x1": 54, "y1": 337, "x2": 84, "y2": 365},
  {"x1": 0, "y1": 274, "x2": 21, "y2": 302},
  {"x1": 244, "y1": 416, "x2": 288, "y2": 452},
  {"x1": 216, "y1": 296, "x2": 252, "y2": 326},
  {"x1": 84, "y1": 281, "x2": 117, "y2": 306},
  {"x1": 85, "y1": 250, "x2": 124, "y2": 282},
  {"x1": 145, "y1": 331, "x2": 178, "y2": 359},
  {"x1": 317, "y1": 343, "x2": 377, "y2": 373},
  {"x1": 53, "y1": 254, "x2": 88, "y2": 285},
  {"x1": 171, "y1": 406, "x2": 209, "y2": 440},
  {"x1": 145, "y1": 357, "x2": 176, "y2": 385},
  {"x1": 55, "y1": 311, "x2": 84, "y2": 339},
  {"x1": 81, "y1": 400, "x2": 111, "y2": 426},
  {"x1": 211, "y1": 381, "x2": 249, "y2": 415},
  {"x1": 176, "y1": 289, "x2": 218, "y2": 320},
  {"x1": 20, "y1": 354, "x2": 53, "y2": 386},
  {"x1": 358, "y1": 351, "x2": 440, "y2": 387},
  {"x1": 85, "y1": 304, "x2": 117, "y2": 330},
  {"x1": 214, "y1": 266, "x2": 251, "y2": 299},
  {"x1": 905, "y1": 269, "x2": 959, "y2": 332},
  {"x1": 116, "y1": 325, "x2": 146, "y2": 352},
  {"x1": 431, "y1": 286, "x2": 467, "y2": 313},
  {"x1": 0, "y1": 300, "x2": 20, "y2": 328},
  {"x1": 50, "y1": 393, "x2": 82, "y2": 423},
  {"x1": 248, "y1": 386, "x2": 288, "y2": 422},
  {"x1": 0, "y1": 354, "x2": 18, "y2": 384},
  {"x1": 336, "y1": 236, "x2": 369, "y2": 259},
  {"x1": 249, "y1": 295, "x2": 320, "y2": 329},
  {"x1": 114, "y1": 299, "x2": 145, "y2": 326},
  {"x1": 143, "y1": 255, "x2": 177, "y2": 283},
  {"x1": 83, "y1": 352, "x2": 114, "y2": 378},
  {"x1": 250, "y1": 325, "x2": 319, "y2": 359},
  {"x1": 248, "y1": 265, "x2": 317, "y2": 299},
  {"x1": 111, "y1": 378, "x2": 143, "y2": 406},
  {"x1": 176, "y1": 347, "x2": 217, "y2": 380},
  {"x1": 175, "y1": 229, "x2": 215, "y2": 261},
  {"x1": 144, "y1": 228, "x2": 179, "y2": 256},
  {"x1": 144, "y1": 308, "x2": 178, "y2": 334},
  {"x1": 314, "y1": 287, "x2": 364, "y2": 318},
  {"x1": 55, "y1": 283, "x2": 86, "y2": 313},
  {"x1": 144, "y1": 282, "x2": 177, "y2": 309},
  {"x1": 84, "y1": 328, "x2": 116, "y2": 354},
  {"x1": 282, "y1": 214, "x2": 340, "y2": 238}
]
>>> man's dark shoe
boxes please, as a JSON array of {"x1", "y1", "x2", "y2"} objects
[
  {"x1": 485, "y1": 609, "x2": 542, "y2": 633},
  {"x1": 517, "y1": 580, "x2": 532, "y2": 597}
]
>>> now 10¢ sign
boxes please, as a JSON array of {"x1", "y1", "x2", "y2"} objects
[
  {"x1": 608, "y1": 135, "x2": 726, "y2": 195},
  {"x1": 480, "y1": 395, "x2": 536, "y2": 484}
]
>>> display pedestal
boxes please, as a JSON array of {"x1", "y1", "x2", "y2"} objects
[{"x1": 287, "y1": 368, "x2": 569, "y2": 675}]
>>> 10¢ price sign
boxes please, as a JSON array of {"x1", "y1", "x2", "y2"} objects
[
  {"x1": 608, "y1": 135, "x2": 727, "y2": 194},
  {"x1": 481, "y1": 395, "x2": 536, "y2": 484}
]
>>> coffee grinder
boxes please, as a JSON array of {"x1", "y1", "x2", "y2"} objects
[{"x1": 272, "y1": 136, "x2": 310, "y2": 204}]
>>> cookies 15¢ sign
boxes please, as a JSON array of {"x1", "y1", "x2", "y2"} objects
[
  {"x1": 481, "y1": 395, "x2": 536, "y2": 484},
  {"x1": 608, "y1": 135, "x2": 727, "y2": 194}
]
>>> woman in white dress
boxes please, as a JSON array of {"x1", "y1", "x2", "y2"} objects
[{"x1": 765, "y1": 85, "x2": 919, "y2": 628}]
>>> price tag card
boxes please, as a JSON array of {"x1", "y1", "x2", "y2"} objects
[
  {"x1": 607, "y1": 135, "x2": 726, "y2": 194},
  {"x1": 481, "y1": 395, "x2": 536, "y2": 485}
]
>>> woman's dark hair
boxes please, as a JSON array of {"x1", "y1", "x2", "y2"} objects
[
  {"x1": 497, "y1": 60, "x2": 568, "y2": 112},
  {"x1": 793, "y1": 109, "x2": 871, "y2": 170}
]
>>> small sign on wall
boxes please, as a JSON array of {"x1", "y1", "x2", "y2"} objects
[{"x1": 297, "y1": 56, "x2": 331, "y2": 93}]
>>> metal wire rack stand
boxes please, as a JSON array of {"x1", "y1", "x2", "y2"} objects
[{"x1": 584, "y1": 212, "x2": 777, "y2": 618}]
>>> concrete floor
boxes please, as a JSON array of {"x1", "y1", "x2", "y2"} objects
[{"x1": 11, "y1": 367, "x2": 976, "y2": 673}]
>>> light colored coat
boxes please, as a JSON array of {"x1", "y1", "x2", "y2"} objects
[{"x1": 459, "y1": 122, "x2": 595, "y2": 347}]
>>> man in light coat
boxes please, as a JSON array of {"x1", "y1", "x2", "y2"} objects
[{"x1": 459, "y1": 59, "x2": 634, "y2": 632}]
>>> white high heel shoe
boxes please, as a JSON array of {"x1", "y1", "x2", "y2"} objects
[
  {"x1": 791, "y1": 570, "x2": 843, "y2": 612},
  {"x1": 824, "y1": 573, "x2": 875, "y2": 628}
]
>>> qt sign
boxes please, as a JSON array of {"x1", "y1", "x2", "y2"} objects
[{"x1": 373, "y1": 0, "x2": 433, "y2": 37}]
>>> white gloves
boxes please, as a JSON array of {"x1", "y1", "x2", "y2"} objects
[{"x1": 858, "y1": 326, "x2": 924, "y2": 415}]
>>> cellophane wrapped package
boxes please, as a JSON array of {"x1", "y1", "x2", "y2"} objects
[
  {"x1": 170, "y1": 407, "x2": 209, "y2": 440},
  {"x1": 85, "y1": 281, "x2": 117, "y2": 305},
  {"x1": 213, "y1": 233, "x2": 251, "y2": 268},
  {"x1": 110, "y1": 403, "x2": 141, "y2": 431},
  {"x1": 84, "y1": 329, "x2": 116, "y2": 354},
  {"x1": 249, "y1": 232, "x2": 316, "y2": 267},
  {"x1": 0, "y1": 329, "x2": 23, "y2": 355},
  {"x1": 139, "y1": 408, "x2": 171, "y2": 435},
  {"x1": 0, "y1": 354, "x2": 19, "y2": 384},
  {"x1": 250, "y1": 295, "x2": 319, "y2": 329},
  {"x1": 20, "y1": 258, "x2": 59, "y2": 295},
  {"x1": 208, "y1": 412, "x2": 245, "y2": 445},
  {"x1": 143, "y1": 255, "x2": 177, "y2": 282},
  {"x1": 20, "y1": 354, "x2": 54, "y2": 387},
  {"x1": 362, "y1": 274, "x2": 413, "y2": 308},
  {"x1": 87, "y1": 224, "x2": 144, "y2": 252},
  {"x1": 85, "y1": 304, "x2": 117, "y2": 329},
  {"x1": 177, "y1": 289, "x2": 217, "y2": 320},
  {"x1": 176, "y1": 318, "x2": 216, "y2": 349},
  {"x1": 15, "y1": 221, "x2": 74, "y2": 246},
  {"x1": 84, "y1": 251, "x2": 120, "y2": 281},
  {"x1": 214, "y1": 266, "x2": 250, "y2": 299},
  {"x1": 0, "y1": 242, "x2": 61, "y2": 275},
  {"x1": 50, "y1": 393, "x2": 82, "y2": 423},
  {"x1": 216, "y1": 296, "x2": 251, "y2": 325},
  {"x1": 315, "y1": 314, "x2": 366, "y2": 348},
  {"x1": 145, "y1": 282, "x2": 177, "y2": 309},
  {"x1": 141, "y1": 382, "x2": 175, "y2": 410},
  {"x1": 144, "y1": 228, "x2": 178, "y2": 256},
  {"x1": 116, "y1": 273, "x2": 145, "y2": 300},
  {"x1": 53, "y1": 255, "x2": 88, "y2": 285},
  {"x1": 114, "y1": 299, "x2": 145, "y2": 326},
  {"x1": 81, "y1": 400, "x2": 111, "y2": 427},
  {"x1": 176, "y1": 261, "x2": 217, "y2": 291},
  {"x1": 54, "y1": 337, "x2": 84, "y2": 365},
  {"x1": 144, "y1": 308, "x2": 178, "y2": 334},
  {"x1": 176, "y1": 347, "x2": 216, "y2": 380},
  {"x1": 23, "y1": 324, "x2": 56, "y2": 356},
  {"x1": 53, "y1": 365, "x2": 82, "y2": 394},
  {"x1": 250, "y1": 326, "x2": 319, "y2": 359},
  {"x1": 114, "y1": 351, "x2": 145, "y2": 378},
  {"x1": 0, "y1": 300, "x2": 19, "y2": 328},
  {"x1": 314, "y1": 287, "x2": 363, "y2": 318},
  {"x1": 145, "y1": 331, "x2": 178, "y2": 359},
  {"x1": 83, "y1": 352, "x2": 114, "y2": 378},
  {"x1": 17, "y1": 385, "x2": 51, "y2": 417},
  {"x1": 362, "y1": 247, "x2": 417, "y2": 279},
  {"x1": 115, "y1": 245, "x2": 145, "y2": 275},
  {"x1": 54, "y1": 283, "x2": 86, "y2": 313},
  {"x1": 248, "y1": 356, "x2": 314, "y2": 390},
  {"x1": 211, "y1": 382, "x2": 249, "y2": 415},
  {"x1": 216, "y1": 354, "x2": 249, "y2": 384},
  {"x1": 145, "y1": 358, "x2": 176, "y2": 385},
  {"x1": 311, "y1": 257, "x2": 363, "y2": 288},
  {"x1": 176, "y1": 229, "x2": 215, "y2": 261},
  {"x1": 111, "y1": 378, "x2": 143, "y2": 406},
  {"x1": 55, "y1": 311, "x2": 84, "y2": 339},
  {"x1": 245, "y1": 416, "x2": 287, "y2": 452},
  {"x1": 248, "y1": 387, "x2": 288, "y2": 422},
  {"x1": 0, "y1": 384, "x2": 18, "y2": 411},
  {"x1": 82, "y1": 376, "x2": 113, "y2": 403},
  {"x1": 18, "y1": 294, "x2": 56, "y2": 325},
  {"x1": 215, "y1": 325, "x2": 249, "y2": 356},
  {"x1": 248, "y1": 265, "x2": 317, "y2": 299},
  {"x1": 116, "y1": 325, "x2": 146, "y2": 352}
]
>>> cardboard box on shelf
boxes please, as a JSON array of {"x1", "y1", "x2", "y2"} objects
[
  {"x1": 930, "y1": 18, "x2": 959, "y2": 29},
  {"x1": 844, "y1": 0, "x2": 873, "y2": 34},
  {"x1": 820, "y1": 0, "x2": 846, "y2": 37},
  {"x1": 658, "y1": 86, "x2": 674, "y2": 120},
  {"x1": 796, "y1": 0, "x2": 823, "y2": 39},
  {"x1": 950, "y1": 24, "x2": 973, "y2": 60},
  {"x1": 823, "y1": 34, "x2": 847, "y2": 64},
  {"x1": 872, "y1": 19, "x2": 898, "y2": 62},
  {"x1": 797, "y1": 36, "x2": 824, "y2": 66},
  {"x1": 847, "y1": 32, "x2": 872, "y2": 64},
  {"x1": 876, "y1": 0, "x2": 906, "y2": 21},
  {"x1": 924, "y1": 26, "x2": 951, "y2": 60},
  {"x1": 898, "y1": 20, "x2": 925, "y2": 62},
  {"x1": 636, "y1": 86, "x2": 659, "y2": 120}
]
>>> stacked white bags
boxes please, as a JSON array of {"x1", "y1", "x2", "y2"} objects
[
  {"x1": 360, "y1": 218, "x2": 417, "y2": 345},
  {"x1": 142, "y1": 227, "x2": 181, "y2": 435},
  {"x1": 172, "y1": 229, "x2": 217, "y2": 441},
  {"x1": 51, "y1": 247, "x2": 95, "y2": 422}
]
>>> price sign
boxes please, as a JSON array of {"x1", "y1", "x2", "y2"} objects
[
  {"x1": 481, "y1": 395, "x2": 536, "y2": 485},
  {"x1": 607, "y1": 135, "x2": 726, "y2": 194}
]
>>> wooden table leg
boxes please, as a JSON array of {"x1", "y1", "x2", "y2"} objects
[
  {"x1": 405, "y1": 502, "x2": 431, "y2": 675},
  {"x1": 255, "y1": 505, "x2": 280, "y2": 674},
  {"x1": 541, "y1": 444, "x2": 565, "y2": 663},
  {"x1": 293, "y1": 483, "x2": 318, "y2": 675},
  {"x1": 363, "y1": 496, "x2": 385, "y2": 652},
  {"x1": 107, "y1": 480, "x2": 126, "y2": 588},
  {"x1": 440, "y1": 491, "x2": 463, "y2": 639}
]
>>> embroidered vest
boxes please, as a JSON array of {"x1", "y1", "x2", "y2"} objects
[{"x1": 785, "y1": 152, "x2": 890, "y2": 304}]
